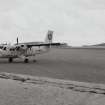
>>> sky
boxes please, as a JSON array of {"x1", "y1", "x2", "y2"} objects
[{"x1": 0, "y1": 0, "x2": 105, "y2": 46}]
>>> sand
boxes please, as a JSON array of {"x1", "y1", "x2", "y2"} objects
[{"x1": 0, "y1": 72, "x2": 105, "y2": 105}]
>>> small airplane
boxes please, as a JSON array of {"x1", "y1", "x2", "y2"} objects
[{"x1": 0, "y1": 30, "x2": 61, "y2": 63}]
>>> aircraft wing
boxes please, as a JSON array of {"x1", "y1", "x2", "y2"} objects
[{"x1": 27, "y1": 43, "x2": 61, "y2": 47}]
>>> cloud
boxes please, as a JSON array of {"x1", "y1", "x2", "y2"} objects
[{"x1": 0, "y1": 0, "x2": 105, "y2": 46}]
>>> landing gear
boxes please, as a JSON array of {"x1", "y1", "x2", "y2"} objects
[
  {"x1": 24, "y1": 58, "x2": 29, "y2": 63},
  {"x1": 8, "y1": 58, "x2": 13, "y2": 63}
]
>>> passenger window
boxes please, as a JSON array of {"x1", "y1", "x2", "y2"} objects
[
  {"x1": 10, "y1": 48, "x2": 15, "y2": 51},
  {"x1": 16, "y1": 46, "x2": 20, "y2": 50},
  {"x1": 21, "y1": 45, "x2": 24, "y2": 47}
]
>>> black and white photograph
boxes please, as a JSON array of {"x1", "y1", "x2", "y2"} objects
[{"x1": 0, "y1": 0, "x2": 104, "y2": 105}]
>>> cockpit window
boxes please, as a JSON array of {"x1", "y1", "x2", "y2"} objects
[{"x1": 0, "y1": 46, "x2": 3, "y2": 49}]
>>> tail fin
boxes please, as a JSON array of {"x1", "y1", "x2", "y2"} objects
[{"x1": 45, "y1": 30, "x2": 53, "y2": 44}]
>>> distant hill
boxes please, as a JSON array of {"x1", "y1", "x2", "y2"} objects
[
  {"x1": 92, "y1": 43, "x2": 105, "y2": 46},
  {"x1": 83, "y1": 43, "x2": 105, "y2": 47}
]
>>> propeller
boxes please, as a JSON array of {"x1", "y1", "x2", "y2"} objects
[{"x1": 16, "y1": 37, "x2": 19, "y2": 45}]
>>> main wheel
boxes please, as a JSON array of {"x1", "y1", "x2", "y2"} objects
[
  {"x1": 24, "y1": 58, "x2": 29, "y2": 63},
  {"x1": 8, "y1": 58, "x2": 13, "y2": 63}
]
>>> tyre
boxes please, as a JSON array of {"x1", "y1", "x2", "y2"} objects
[
  {"x1": 8, "y1": 58, "x2": 13, "y2": 63},
  {"x1": 24, "y1": 59, "x2": 29, "y2": 63}
]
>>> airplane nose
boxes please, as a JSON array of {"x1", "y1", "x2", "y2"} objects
[{"x1": 0, "y1": 49, "x2": 3, "y2": 57}]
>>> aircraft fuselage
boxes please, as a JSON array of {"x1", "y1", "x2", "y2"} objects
[{"x1": 0, "y1": 47, "x2": 44, "y2": 58}]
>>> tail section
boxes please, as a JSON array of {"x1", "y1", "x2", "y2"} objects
[
  {"x1": 37, "y1": 30, "x2": 60, "y2": 54},
  {"x1": 45, "y1": 30, "x2": 53, "y2": 44},
  {"x1": 41, "y1": 30, "x2": 53, "y2": 52}
]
